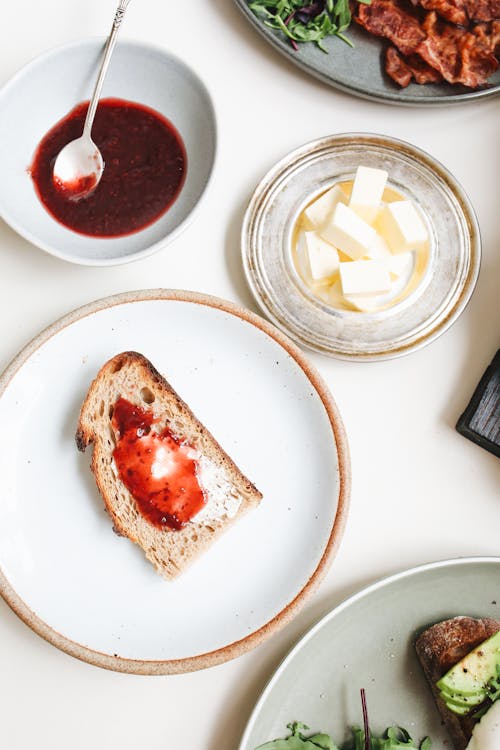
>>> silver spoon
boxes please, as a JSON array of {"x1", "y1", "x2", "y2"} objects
[{"x1": 53, "y1": 0, "x2": 132, "y2": 200}]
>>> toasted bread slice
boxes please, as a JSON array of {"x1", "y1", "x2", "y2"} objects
[
  {"x1": 415, "y1": 616, "x2": 500, "y2": 750},
  {"x1": 76, "y1": 352, "x2": 262, "y2": 580}
]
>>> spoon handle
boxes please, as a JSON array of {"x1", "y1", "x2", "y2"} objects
[{"x1": 83, "y1": 0, "x2": 132, "y2": 138}]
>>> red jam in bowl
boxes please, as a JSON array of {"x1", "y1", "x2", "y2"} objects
[
  {"x1": 111, "y1": 397, "x2": 206, "y2": 531},
  {"x1": 30, "y1": 98, "x2": 187, "y2": 238}
]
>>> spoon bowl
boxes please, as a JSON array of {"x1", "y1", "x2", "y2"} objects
[{"x1": 53, "y1": 134, "x2": 104, "y2": 200}]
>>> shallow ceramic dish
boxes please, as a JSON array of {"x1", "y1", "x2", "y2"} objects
[
  {"x1": 235, "y1": 0, "x2": 500, "y2": 105},
  {"x1": 240, "y1": 556, "x2": 500, "y2": 750},
  {"x1": 0, "y1": 289, "x2": 349, "y2": 674},
  {"x1": 242, "y1": 133, "x2": 480, "y2": 361},
  {"x1": 0, "y1": 40, "x2": 216, "y2": 266}
]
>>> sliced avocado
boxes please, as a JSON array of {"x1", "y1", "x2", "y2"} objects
[
  {"x1": 436, "y1": 631, "x2": 500, "y2": 698},
  {"x1": 439, "y1": 689, "x2": 486, "y2": 709},
  {"x1": 440, "y1": 689, "x2": 486, "y2": 708},
  {"x1": 439, "y1": 680, "x2": 480, "y2": 698},
  {"x1": 441, "y1": 699, "x2": 475, "y2": 717}
]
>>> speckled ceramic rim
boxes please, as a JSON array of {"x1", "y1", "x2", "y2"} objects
[
  {"x1": 242, "y1": 132, "x2": 481, "y2": 361},
  {"x1": 238, "y1": 555, "x2": 500, "y2": 749},
  {"x1": 0, "y1": 38, "x2": 217, "y2": 267},
  {"x1": 234, "y1": 0, "x2": 500, "y2": 106},
  {"x1": 0, "y1": 289, "x2": 350, "y2": 675}
]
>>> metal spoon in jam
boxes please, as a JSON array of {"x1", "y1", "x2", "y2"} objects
[{"x1": 52, "y1": 0, "x2": 131, "y2": 200}]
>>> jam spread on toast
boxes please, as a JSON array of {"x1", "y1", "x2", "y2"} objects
[
  {"x1": 111, "y1": 397, "x2": 205, "y2": 530},
  {"x1": 30, "y1": 98, "x2": 186, "y2": 237}
]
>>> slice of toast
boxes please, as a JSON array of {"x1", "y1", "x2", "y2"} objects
[
  {"x1": 76, "y1": 352, "x2": 262, "y2": 580},
  {"x1": 415, "y1": 616, "x2": 500, "y2": 750}
]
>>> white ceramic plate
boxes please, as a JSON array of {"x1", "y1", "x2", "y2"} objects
[
  {"x1": 0, "y1": 40, "x2": 216, "y2": 266},
  {"x1": 0, "y1": 290, "x2": 349, "y2": 674},
  {"x1": 240, "y1": 557, "x2": 500, "y2": 750}
]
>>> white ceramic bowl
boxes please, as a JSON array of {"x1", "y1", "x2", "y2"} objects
[{"x1": 0, "y1": 39, "x2": 217, "y2": 266}]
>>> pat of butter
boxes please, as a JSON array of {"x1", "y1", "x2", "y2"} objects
[
  {"x1": 349, "y1": 166, "x2": 388, "y2": 223},
  {"x1": 303, "y1": 231, "x2": 340, "y2": 284},
  {"x1": 321, "y1": 203, "x2": 378, "y2": 261},
  {"x1": 339, "y1": 259, "x2": 391, "y2": 296},
  {"x1": 303, "y1": 184, "x2": 347, "y2": 230},
  {"x1": 366, "y1": 238, "x2": 413, "y2": 280},
  {"x1": 389, "y1": 250, "x2": 413, "y2": 280},
  {"x1": 344, "y1": 293, "x2": 381, "y2": 312},
  {"x1": 315, "y1": 279, "x2": 346, "y2": 308},
  {"x1": 376, "y1": 200, "x2": 428, "y2": 254},
  {"x1": 365, "y1": 233, "x2": 391, "y2": 262}
]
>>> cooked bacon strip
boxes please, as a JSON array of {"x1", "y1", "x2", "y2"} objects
[
  {"x1": 417, "y1": 10, "x2": 499, "y2": 83},
  {"x1": 355, "y1": 0, "x2": 500, "y2": 87},
  {"x1": 464, "y1": 0, "x2": 500, "y2": 21},
  {"x1": 405, "y1": 52, "x2": 445, "y2": 79},
  {"x1": 355, "y1": 0, "x2": 426, "y2": 55},
  {"x1": 385, "y1": 45, "x2": 414, "y2": 84},
  {"x1": 416, "y1": 11, "x2": 463, "y2": 78},
  {"x1": 385, "y1": 45, "x2": 444, "y2": 83},
  {"x1": 416, "y1": 0, "x2": 500, "y2": 26},
  {"x1": 473, "y1": 19, "x2": 500, "y2": 53},
  {"x1": 419, "y1": 0, "x2": 468, "y2": 25},
  {"x1": 458, "y1": 29, "x2": 499, "y2": 82}
]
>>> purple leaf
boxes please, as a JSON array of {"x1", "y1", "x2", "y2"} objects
[{"x1": 296, "y1": 1, "x2": 326, "y2": 20}]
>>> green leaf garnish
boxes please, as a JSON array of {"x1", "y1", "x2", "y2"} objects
[
  {"x1": 247, "y1": 0, "x2": 370, "y2": 51},
  {"x1": 254, "y1": 725, "x2": 431, "y2": 750}
]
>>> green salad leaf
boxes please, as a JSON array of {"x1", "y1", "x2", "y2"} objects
[
  {"x1": 346, "y1": 726, "x2": 431, "y2": 749},
  {"x1": 247, "y1": 0, "x2": 370, "y2": 52},
  {"x1": 254, "y1": 724, "x2": 431, "y2": 750},
  {"x1": 255, "y1": 722, "x2": 340, "y2": 749}
]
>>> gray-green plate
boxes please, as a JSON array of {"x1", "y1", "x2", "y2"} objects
[
  {"x1": 235, "y1": 1, "x2": 500, "y2": 105},
  {"x1": 239, "y1": 557, "x2": 500, "y2": 749}
]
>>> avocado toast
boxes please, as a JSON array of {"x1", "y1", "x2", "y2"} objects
[{"x1": 415, "y1": 617, "x2": 500, "y2": 750}]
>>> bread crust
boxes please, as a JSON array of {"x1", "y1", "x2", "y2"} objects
[
  {"x1": 415, "y1": 616, "x2": 500, "y2": 750},
  {"x1": 76, "y1": 352, "x2": 262, "y2": 579}
]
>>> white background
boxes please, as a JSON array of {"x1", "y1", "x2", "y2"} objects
[{"x1": 0, "y1": 2, "x2": 498, "y2": 749}]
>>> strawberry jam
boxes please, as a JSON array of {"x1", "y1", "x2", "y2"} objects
[
  {"x1": 111, "y1": 397, "x2": 206, "y2": 530},
  {"x1": 30, "y1": 98, "x2": 187, "y2": 237}
]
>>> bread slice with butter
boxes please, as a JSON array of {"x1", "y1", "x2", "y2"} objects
[
  {"x1": 415, "y1": 616, "x2": 500, "y2": 750},
  {"x1": 76, "y1": 352, "x2": 262, "y2": 580}
]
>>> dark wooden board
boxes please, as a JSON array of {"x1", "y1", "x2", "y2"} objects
[{"x1": 457, "y1": 350, "x2": 500, "y2": 458}]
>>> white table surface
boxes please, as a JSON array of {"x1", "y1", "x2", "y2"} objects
[{"x1": 0, "y1": 3, "x2": 499, "y2": 749}]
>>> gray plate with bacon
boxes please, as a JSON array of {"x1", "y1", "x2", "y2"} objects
[{"x1": 235, "y1": 0, "x2": 500, "y2": 104}]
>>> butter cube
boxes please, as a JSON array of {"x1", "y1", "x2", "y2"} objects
[
  {"x1": 303, "y1": 231, "x2": 340, "y2": 284},
  {"x1": 366, "y1": 235, "x2": 413, "y2": 279},
  {"x1": 365, "y1": 233, "x2": 392, "y2": 262},
  {"x1": 303, "y1": 185, "x2": 347, "y2": 230},
  {"x1": 315, "y1": 279, "x2": 346, "y2": 308},
  {"x1": 389, "y1": 251, "x2": 413, "y2": 280},
  {"x1": 377, "y1": 201, "x2": 428, "y2": 254},
  {"x1": 344, "y1": 293, "x2": 381, "y2": 312},
  {"x1": 339, "y1": 259, "x2": 391, "y2": 296},
  {"x1": 349, "y1": 166, "x2": 388, "y2": 223},
  {"x1": 321, "y1": 203, "x2": 378, "y2": 260}
]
